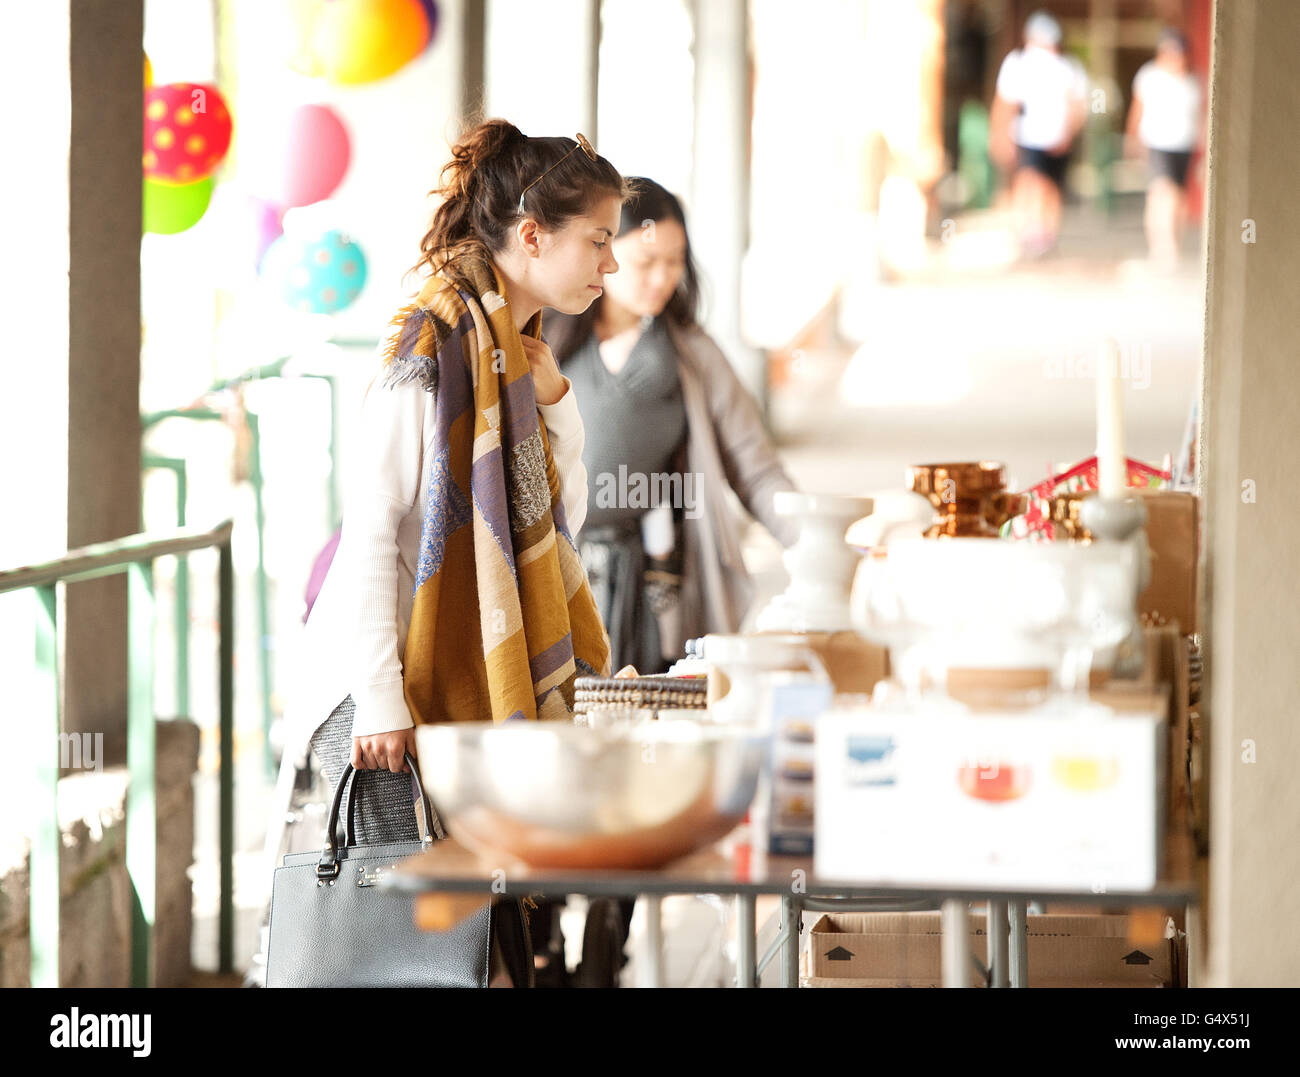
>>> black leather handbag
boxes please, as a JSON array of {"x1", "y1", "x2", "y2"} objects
[{"x1": 265, "y1": 751, "x2": 528, "y2": 988}]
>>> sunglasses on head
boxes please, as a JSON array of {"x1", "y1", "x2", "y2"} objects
[{"x1": 517, "y1": 133, "x2": 597, "y2": 212}]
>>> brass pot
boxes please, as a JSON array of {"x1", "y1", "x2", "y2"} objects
[
  {"x1": 907, "y1": 461, "x2": 1028, "y2": 539},
  {"x1": 1049, "y1": 491, "x2": 1095, "y2": 542}
]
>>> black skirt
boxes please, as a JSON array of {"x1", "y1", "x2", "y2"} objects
[{"x1": 578, "y1": 520, "x2": 668, "y2": 675}]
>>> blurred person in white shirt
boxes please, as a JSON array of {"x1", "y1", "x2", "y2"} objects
[
  {"x1": 1125, "y1": 28, "x2": 1204, "y2": 269},
  {"x1": 990, "y1": 10, "x2": 1088, "y2": 258}
]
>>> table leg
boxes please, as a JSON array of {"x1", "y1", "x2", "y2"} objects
[
  {"x1": 1009, "y1": 899, "x2": 1029, "y2": 988},
  {"x1": 639, "y1": 894, "x2": 664, "y2": 988},
  {"x1": 941, "y1": 899, "x2": 970, "y2": 987},
  {"x1": 988, "y1": 899, "x2": 1009, "y2": 987},
  {"x1": 736, "y1": 894, "x2": 756, "y2": 988},
  {"x1": 780, "y1": 894, "x2": 800, "y2": 988}
]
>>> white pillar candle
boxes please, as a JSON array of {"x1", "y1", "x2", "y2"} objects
[{"x1": 1096, "y1": 338, "x2": 1127, "y2": 499}]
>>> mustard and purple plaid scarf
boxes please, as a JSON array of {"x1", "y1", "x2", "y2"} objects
[{"x1": 380, "y1": 251, "x2": 611, "y2": 724}]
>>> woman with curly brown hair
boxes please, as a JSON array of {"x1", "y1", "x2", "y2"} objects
[{"x1": 283, "y1": 119, "x2": 630, "y2": 985}]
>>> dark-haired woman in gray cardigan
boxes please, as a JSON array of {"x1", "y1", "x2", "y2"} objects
[
  {"x1": 541, "y1": 178, "x2": 798, "y2": 986},
  {"x1": 547, "y1": 177, "x2": 799, "y2": 677}
]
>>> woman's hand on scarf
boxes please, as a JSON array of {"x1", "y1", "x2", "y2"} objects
[
  {"x1": 520, "y1": 335, "x2": 569, "y2": 406},
  {"x1": 352, "y1": 728, "x2": 417, "y2": 773}
]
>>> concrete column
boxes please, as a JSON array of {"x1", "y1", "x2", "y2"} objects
[
  {"x1": 689, "y1": 0, "x2": 761, "y2": 401},
  {"x1": 1201, "y1": 0, "x2": 1300, "y2": 987},
  {"x1": 579, "y1": 0, "x2": 600, "y2": 144},
  {"x1": 63, "y1": 0, "x2": 143, "y2": 768},
  {"x1": 458, "y1": 0, "x2": 487, "y2": 127},
  {"x1": 1087, "y1": 0, "x2": 1119, "y2": 91}
]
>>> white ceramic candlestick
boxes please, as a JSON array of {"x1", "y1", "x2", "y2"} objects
[
  {"x1": 755, "y1": 492, "x2": 873, "y2": 633},
  {"x1": 1096, "y1": 337, "x2": 1127, "y2": 498},
  {"x1": 1078, "y1": 494, "x2": 1150, "y2": 680},
  {"x1": 1090, "y1": 338, "x2": 1145, "y2": 677}
]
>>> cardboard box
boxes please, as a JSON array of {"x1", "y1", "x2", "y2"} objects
[
  {"x1": 1147, "y1": 625, "x2": 1191, "y2": 837},
  {"x1": 815, "y1": 703, "x2": 1165, "y2": 890},
  {"x1": 804, "y1": 912, "x2": 1175, "y2": 987},
  {"x1": 742, "y1": 630, "x2": 890, "y2": 698},
  {"x1": 801, "y1": 630, "x2": 891, "y2": 697},
  {"x1": 1136, "y1": 490, "x2": 1199, "y2": 634},
  {"x1": 942, "y1": 624, "x2": 1163, "y2": 709}
]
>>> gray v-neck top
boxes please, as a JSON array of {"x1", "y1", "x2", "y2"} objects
[{"x1": 563, "y1": 317, "x2": 689, "y2": 529}]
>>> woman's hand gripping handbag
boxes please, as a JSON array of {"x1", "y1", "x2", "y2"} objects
[{"x1": 265, "y1": 751, "x2": 530, "y2": 987}]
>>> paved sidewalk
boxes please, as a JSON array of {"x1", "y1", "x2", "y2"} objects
[{"x1": 771, "y1": 204, "x2": 1203, "y2": 497}]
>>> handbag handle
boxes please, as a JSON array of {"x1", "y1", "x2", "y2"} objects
[
  {"x1": 340, "y1": 752, "x2": 446, "y2": 848},
  {"x1": 316, "y1": 751, "x2": 444, "y2": 879}
]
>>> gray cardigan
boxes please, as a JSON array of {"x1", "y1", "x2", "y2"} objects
[{"x1": 658, "y1": 319, "x2": 799, "y2": 653}]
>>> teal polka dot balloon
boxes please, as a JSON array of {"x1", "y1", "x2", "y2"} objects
[{"x1": 261, "y1": 228, "x2": 367, "y2": 314}]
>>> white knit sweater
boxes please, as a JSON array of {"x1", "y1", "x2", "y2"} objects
[{"x1": 282, "y1": 365, "x2": 589, "y2": 759}]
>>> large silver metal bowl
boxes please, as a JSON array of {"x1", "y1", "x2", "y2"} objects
[{"x1": 415, "y1": 719, "x2": 768, "y2": 870}]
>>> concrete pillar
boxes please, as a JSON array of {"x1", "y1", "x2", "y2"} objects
[
  {"x1": 458, "y1": 0, "x2": 487, "y2": 127},
  {"x1": 689, "y1": 0, "x2": 761, "y2": 401},
  {"x1": 64, "y1": 0, "x2": 143, "y2": 768},
  {"x1": 579, "y1": 0, "x2": 600, "y2": 145},
  {"x1": 1201, "y1": 0, "x2": 1300, "y2": 987},
  {"x1": 479, "y1": 2, "x2": 598, "y2": 145},
  {"x1": 1087, "y1": 0, "x2": 1119, "y2": 91}
]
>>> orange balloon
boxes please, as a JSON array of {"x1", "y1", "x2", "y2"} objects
[
  {"x1": 144, "y1": 53, "x2": 153, "y2": 86},
  {"x1": 310, "y1": 0, "x2": 430, "y2": 85}
]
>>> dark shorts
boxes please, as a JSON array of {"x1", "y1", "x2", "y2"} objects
[
  {"x1": 1149, "y1": 148, "x2": 1193, "y2": 187},
  {"x1": 1017, "y1": 145, "x2": 1070, "y2": 188}
]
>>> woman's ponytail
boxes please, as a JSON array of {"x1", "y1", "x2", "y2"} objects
[
  {"x1": 409, "y1": 117, "x2": 630, "y2": 283},
  {"x1": 411, "y1": 119, "x2": 522, "y2": 279},
  {"x1": 444, "y1": 119, "x2": 521, "y2": 206}
]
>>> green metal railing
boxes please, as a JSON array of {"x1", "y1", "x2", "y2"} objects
[
  {"x1": 0, "y1": 520, "x2": 236, "y2": 987},
  {"x1": 140, "y1": 407, "x2": 272, "y2": 778},
  {"x1": 142, "y1": 353, "x2": 345, "y2": 777},
  {"x1": 141, "y1": 455, "x2": 191, "y2": 719}
]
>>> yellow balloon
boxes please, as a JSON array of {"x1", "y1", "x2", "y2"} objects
[
  {"x1": 311, "y1": 0, "x2": 430, "y2": 85},
  {"x1": 144, "y1": 52, "x2": 153, "y2": 86}
]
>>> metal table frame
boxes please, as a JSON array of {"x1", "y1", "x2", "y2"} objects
[{"x1": 382, "y1": 842, "x2": 1196, "y2": 988}]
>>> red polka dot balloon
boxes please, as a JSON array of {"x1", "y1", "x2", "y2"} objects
[{"x1": 143, "y1": 82, "x2": 233, "y2": 184}]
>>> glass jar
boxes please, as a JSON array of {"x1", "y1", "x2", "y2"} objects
[
  {"x1": 702, "y1": 634, "x2": 831, "y2": 728},
  {"x1": 703, "y1": 634, "x2": 834, "y2": 857}
]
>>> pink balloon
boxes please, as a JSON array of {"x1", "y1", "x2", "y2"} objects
[
  {"x1": 249, "y1": 104, "x2": 351, "y2": 208},
  {"x1": 251, "y1": 197, "x2": 285, "y2": 270}
]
